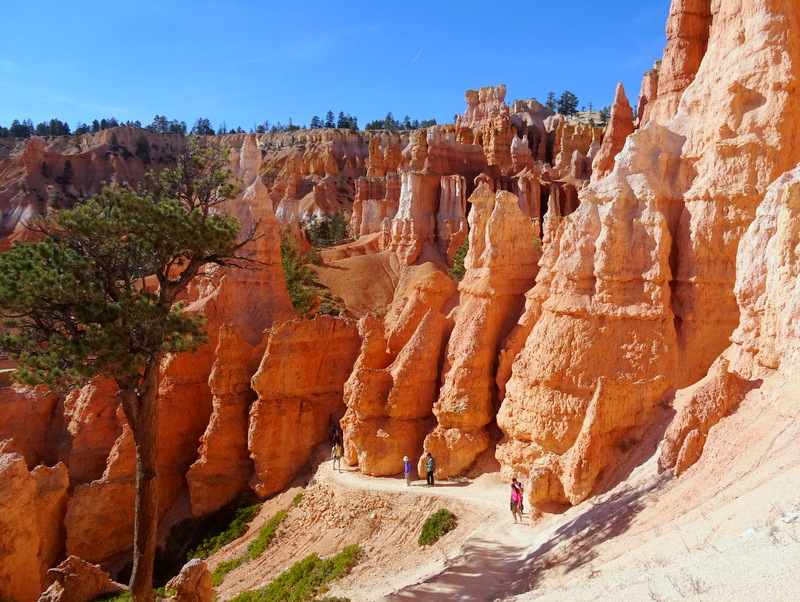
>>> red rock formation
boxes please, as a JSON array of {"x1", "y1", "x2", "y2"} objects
[
  {"x1": 497, "y1": 0, "x2": 800, "y2": 508},
  {"x1": 497, "y1": 122, "x2": 682, "y2": 506},
  {"x1": 662, "y1": 166, "x2": 800, "y2": 474},
  {"x1": 649, "y1": 0, "x2": 713, "y2": 123},
  {"x1": 39, "y1": 556, "x2": 125, "y2": 602},
  {"x1": 167, "y1": 559, "x2": 212, "y2": 602},
  {"x1": 458, "y1": 85, "x2": 509, "y2": 129},
  {"x1": 591, "y1": 83, "x2": 635, "y2": 181},
  {"x1": 510, "y1": 99, "x2": 554, "y2": 164},
  {"x1": 0, "y1": 446, "x2": 69, "y2": 602},
  {"x1": 342, "y1": 307, "x2": 449, "y2": 476},
  {"x1": 424, "y1": 126, "x2": 487, "y2": 181},
  {"x1": 637, "y1": 61, "x2": 661, "y2": 128},
  {"x1": 248, "y1": 316, "x2": 361, "y2": 497},
  {"x1": 552, "y1": 119, "x2": 602, "y2": 179},
  {"x1": 352, "y1": 173, "x2": 401, "y2": 236},
  {"x1": 0, "y1": 380, "x2": 59, "y2": 468},
  {"x1": 385, "y1": 172, "x2": 440, "y2": 265},
  {"x1": 186, "y1": 327, "x2": 262, "y2": 516},
  {"x1": 54, "y1": 379, "x2": 123, "y2": 486},
  {"x1": 426, "y1": 184, "x2": 540, "y2": 477},
  {"x1": 187, "y1": 135, "x2": 296, "y2": 515},
  {"x1": 64, "y1": 425, "x2": 136, "y2": 564},
  {"x1": 437, "y1": 175, "x2": 468, "y2": 260},
  {"x1": 668, "y1": 0, "x2": 800, "y2": 385},
  {"x1": 366, "y1": 137, "x2": 386, "y2": 178}
]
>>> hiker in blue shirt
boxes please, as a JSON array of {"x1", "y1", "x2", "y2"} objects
[{"x1": 425, "y1": 452, "x2": 435, "y2": 486}]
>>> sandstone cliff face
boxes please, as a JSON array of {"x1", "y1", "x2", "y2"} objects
[
  {"x1": 249, "y1": 316, "x2": 361, "y2": 496},
  {"x1": 497, "y1": 0, "x2": 800, "y2": 509},
  {"x1": 186, "y1": 135, "x2": 296, "y2": 516},
  {"x1": 0, "y1": 444, "x2": 69, "y2": 602},
  {"x1": 649, "y1": 0, "x2": 713, "y2": 124},
  {"x1": 0, "y1": 380, "x2": 59, "y2": 469},
  {"x1": 426, "y1": 184, "x2": 539, "y2": 477},
  {"x1": 342, "y1": 268, "x2": 455, "y2": 476},
  {"x1": 497, "y1": 123, "x2": 680, "y2": 504},
  {"x1": 661, "y1": 164, "x2": 800, "y2": 475}
]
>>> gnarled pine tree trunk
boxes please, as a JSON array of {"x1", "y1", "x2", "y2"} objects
[{"x1": 119, "y1": 355, "x2": 162, "y2": 602}]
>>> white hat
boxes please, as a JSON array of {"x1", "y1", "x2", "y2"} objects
[{"x1": 403, "y1": 456, "x2": 409, "y2": 461}]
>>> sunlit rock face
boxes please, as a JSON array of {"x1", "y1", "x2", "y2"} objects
[
  {"x1": 249, "y1": 316, "x2": 361, "y2": 497},
  {"x1": 0, "y1": 443, "x2": 69, "y2": 602},
  {"x1": 425, "y1": 184, "x2": 539, "y2": 477},
  {"x1": 341, "y1": 267, "x2": 455, "y2": 476},
  {"x1": 496, "y1": 0, "x2": 800, "y2": 507},
  {"x1": 661, "y1": 165, "x2": 800, "y2": 475},
  {"x1": 591, "y1": 83, "x2": 635, "y2": 181}
]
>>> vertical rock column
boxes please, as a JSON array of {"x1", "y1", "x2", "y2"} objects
[
  {"x1": 248, "y1": 316, "x2": 361, "y2": 497},
  {"x1": 387, "y1": 172, "x2": 440, "y2": 265},
  {"x1": 187, "y1": 135, "x2": 296, "y2": 515},
  {"x1": 424, "y1": 184, "x2": 539, "y2": 477},
  {"x1": 496, "y1": 123, "x2": 683, "y2": 506},
  {"x1": 0, "y1": 444, "x2": 69, "y2": 602},
  {"x1": 436, "y1": 174, "x2": 468, "y2": 260},
  {"x1": 342, "y1": 269, "x2": 456, "y2": 476},
  {"x1": 592, "y1": 83, "x2": 635, "y2": 181}
]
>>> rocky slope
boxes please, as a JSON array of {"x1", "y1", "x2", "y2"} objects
[{"x1": 2, "y1": 0, "x2": 800, "y2": 598}]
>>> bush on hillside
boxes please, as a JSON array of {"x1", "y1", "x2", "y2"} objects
[
  {"x1": 230, "y1": 544, "x2": 363, "y2": 602},
  {"x1": 418, "y1": 509, "x2": 457, "y2": 546}
]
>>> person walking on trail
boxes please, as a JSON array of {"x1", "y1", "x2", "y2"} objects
[
  {"x1": 425, "y1": 452, "x2": 435, "y2": 486},
  {"x1": 510, "y1": 479, "x2": 523, "y2": 523},
  {"x1": 332, "y1": 442, "x2": 343, "y2": 472},
  {"x1": 513, "y1": 478, "x2": 525, "y2": 513},
  {"x1": 403, "y1": 456, "x2": 412, "y2": 486}
]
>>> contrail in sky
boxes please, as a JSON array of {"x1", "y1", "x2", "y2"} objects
[{"x1": 412, "y1": 48, "x2": 424, "y2": 63}]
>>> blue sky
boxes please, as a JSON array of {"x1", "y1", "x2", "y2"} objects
[{"x1": 0, "y1": 0, "x2": 670, "y2": 131}]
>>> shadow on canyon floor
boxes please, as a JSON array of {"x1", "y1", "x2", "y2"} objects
[
  {"x1": 387, "y1": 476, "x2": 667, "y2": 601},
  {"x1": 504, "y1": 476, "x2": 669, "y2": 598}
]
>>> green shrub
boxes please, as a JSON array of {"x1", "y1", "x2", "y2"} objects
[
  {"x1": 154, "y1": 587, "x2": 176, "y2": 598},
  {"x1": 448, "y1": 240, "x2": 469, "y2": 283},
  {"x1": 230, "y1": 544, "x2": 363, "y2": 602},
  {"x1": 247, "y1": 510, "x2": 287, "y2": 558},
  {"x1": 280, "y1": 226, "x2": 317, "y2": 315},
  {"x1": 418, "y1": 509, "x2": 457, "y2": 546},
  {"x1": 190, "y1": 504, "x2": 259, "y2": 559},
  {"x1": 292, "y1": 492, "x2": 304, "y2": 507},
  {"x1": 93, "y1": 593, "x2": 131, "y2": 601},
  {"x1": 212, "y1": 556, "x2": 248, "y2": 586},
  {"x1": 212, "y1": 510, "x2": 287, "y2": 586}
]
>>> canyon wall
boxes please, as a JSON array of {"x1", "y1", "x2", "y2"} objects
[
  {"x1": 0, "y1": 82, "x2": 615, "y2": 594},
  {"x1": 8, "y1": 0, "x2": 800, "y2": 590},
  {"x1": 495, "y1": 0, "x2": 800, "y2": 507}
]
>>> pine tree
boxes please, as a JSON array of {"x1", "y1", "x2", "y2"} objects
[{"x1": 0, "y1": 139, "x2": 248, "y2": 601}]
